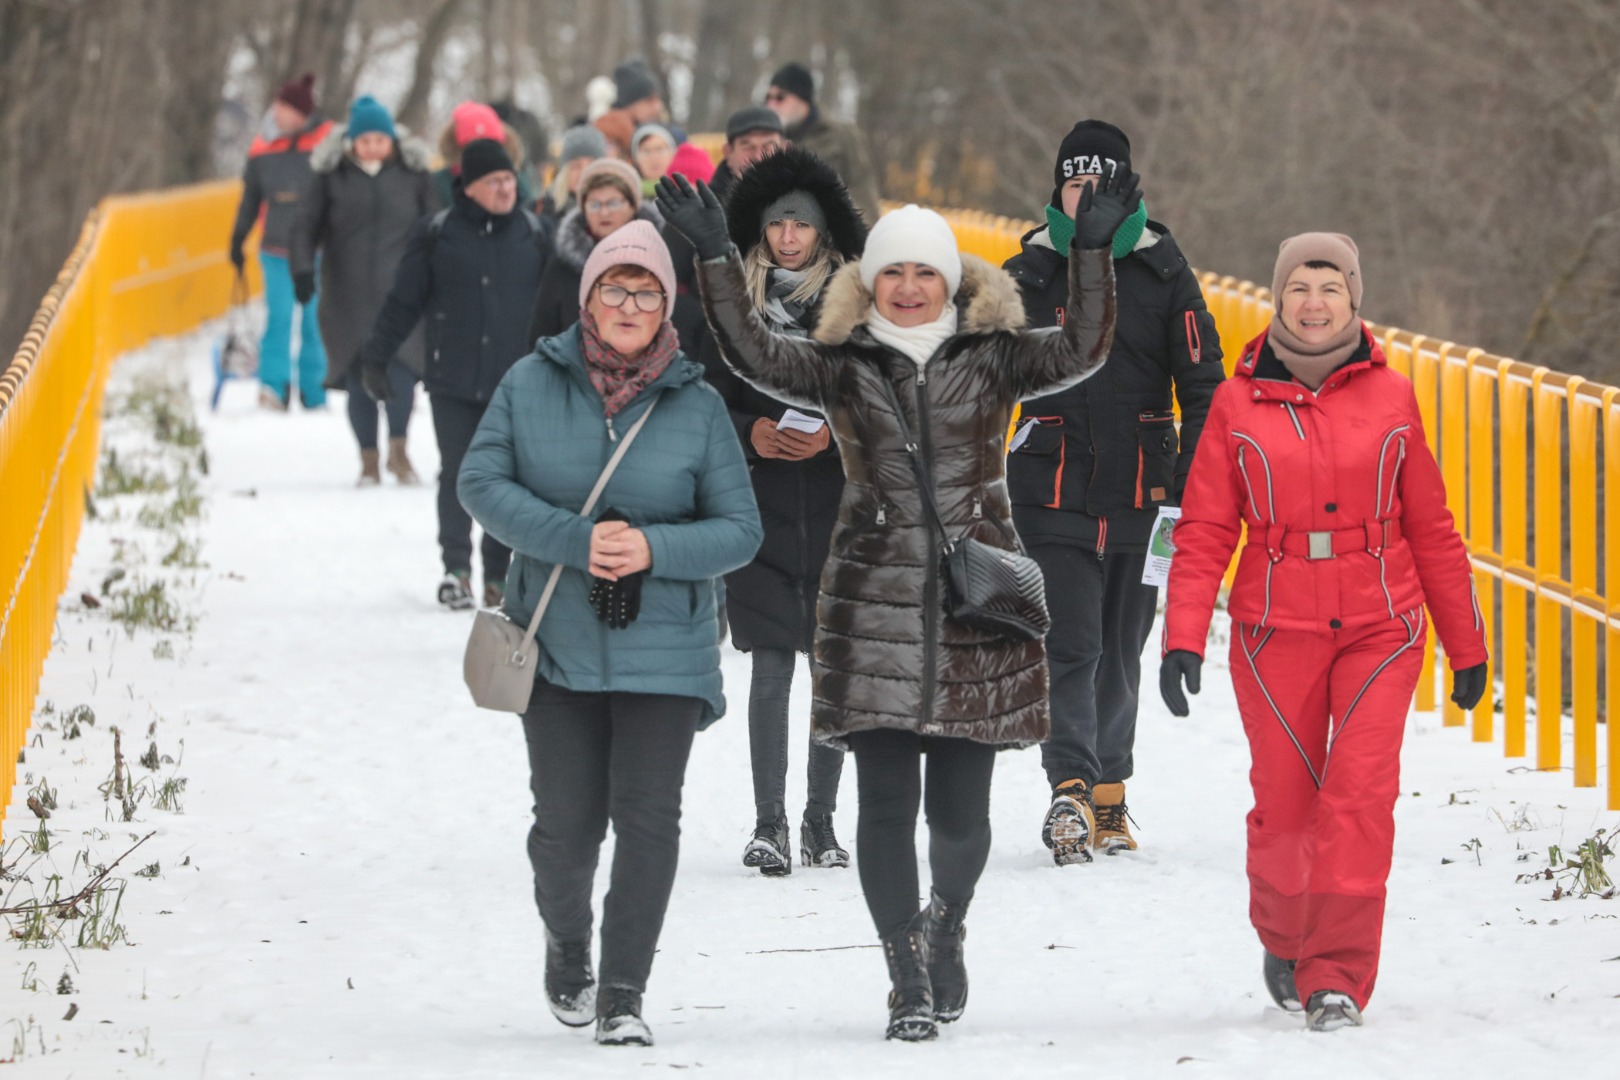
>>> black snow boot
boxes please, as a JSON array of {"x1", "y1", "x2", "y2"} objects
[
  {"x1": 799, "y1": 811, "x2": 850, "y2": 868},
  {"x1": 742, "y1": 808, "x2": 792, "y2": 876},
  {"x1": 924, "y1": 889, "x2": 970, "y2": 1023},
  {"x1": 544, "y1": 929, "x2": 596, "y2": 1027},
  {"x1": 1262, "y1": 950, "x2": 1301, "y2": 1013},
  {"x1": 595, "y1": 985, "x2": 653, "y2": 1046},
  {"x1": 880, "y1": 911, "x2": 937, "y2": 1042}
]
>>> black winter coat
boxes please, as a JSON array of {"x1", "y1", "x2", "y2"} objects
[
  {"x1": 288, "y1": 127, "x2": 439, "y2": 387},
  {"x1": 1003, "y1": 223, "x2": 1224, "y2": 552},
  {"x1": 526, "y1": 204, "x2": 667, "y2": 345},
  {"x1": 359, "y1": 187, "x2": 548, "y2": 404},
  {"x1": 698, "y1": 308, "x2": 843, "y2": 653},
  {"x1": 698, "y1": 245, "x2": 1116, "y2": 748}
]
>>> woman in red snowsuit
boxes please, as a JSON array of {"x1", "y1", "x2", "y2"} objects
[{"x1": 1159, "y1": 233, "x2": 1488, "y2": 1031}]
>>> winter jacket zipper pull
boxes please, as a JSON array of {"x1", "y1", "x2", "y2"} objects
[
  {"x1": 972, "y1": 498, "x2": 982, "y2": 519},
  {"x1": 876, "y1": 505, "x2": 887, "y2": 526},
  {"x1": 605, "y1": 415, "x2": 618, "y2": 442}
]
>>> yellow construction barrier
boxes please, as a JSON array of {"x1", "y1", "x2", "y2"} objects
[{"x1": 0, "y1": 181, "x2": 251, "y2": 837}]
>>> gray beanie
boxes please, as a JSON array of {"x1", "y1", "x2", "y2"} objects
[
  {"x1": 559, "y1": 124, "x2": 607, "y2": 164},
  {"x1": 761, "y1": 190, "x2": 828, "y2": 238}
]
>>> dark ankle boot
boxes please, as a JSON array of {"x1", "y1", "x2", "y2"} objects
[
  {"x1": 925, "y1": 889, "x2": 970, "y2": 1022},
  {"x1": 880, "y1": 911, "x2": 937, "y2": 1041}
]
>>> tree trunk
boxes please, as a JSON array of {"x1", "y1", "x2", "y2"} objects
[{"x1": 397, "y1": 0, "x2": 465, "y2": 133}]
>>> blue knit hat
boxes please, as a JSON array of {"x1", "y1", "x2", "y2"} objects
[{"x1": 347, "y1": 95, "x2": 396, "y2": 140}]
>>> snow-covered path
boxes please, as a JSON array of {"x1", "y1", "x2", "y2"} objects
[{"x1": 4, "y1": 326, "x2": 1616, "y2": 1078}]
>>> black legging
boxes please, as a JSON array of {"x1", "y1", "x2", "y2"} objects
[
  {"x1": 344, "y1": 360, "x2": 415, "y2": 450},
  {"x1": 847, "y1": 728, "x2": 996, "y2": 938},
  {"x1": 748, "y1": 648, "x2": 844, "y2": 819}
]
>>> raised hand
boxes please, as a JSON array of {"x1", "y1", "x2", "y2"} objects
[
  {"x1": 1072, "y1": 164, "x2": 1143, "y2": 251},
  {"x1": 654, "y1": 174, "x2": 730, "y2": 261}
]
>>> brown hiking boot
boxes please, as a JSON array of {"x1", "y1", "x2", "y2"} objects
[
  {"x1": 386, "y1": 437, "x2": 420, "y2": 485},
  {"x1": 482, "y1": 577, "x2": 505, "y2": 609},
  {"x1": 358, "y1": 448, "x2": 381, "y2": 487},
  {"x1": 1041, "y1": 779, "x2": 1095, "y2": 866},
  {"x1": 1092, "y1": 782, "x2": 1138, "y2": 854}
]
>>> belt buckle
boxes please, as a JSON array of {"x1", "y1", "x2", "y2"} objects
[{"x1": 1307, "y1": 531, "x2": 1335, "y2": 560}]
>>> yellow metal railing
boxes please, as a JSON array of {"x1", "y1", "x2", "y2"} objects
[
  {"x1": 934, "y1": 205, "x2": 1617, "y2": 810},
  {"x1": 0, "y1": 181, "x2": 251, "y2": 837}
]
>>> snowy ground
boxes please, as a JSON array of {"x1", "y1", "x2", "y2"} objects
[{"x1": 2, "y1": 322, "x2": 1616, "y2": 1079}]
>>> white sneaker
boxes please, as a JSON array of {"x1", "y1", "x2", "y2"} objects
[{"x1": 436, "y1": 572, "x2": 474, "y2": 610}]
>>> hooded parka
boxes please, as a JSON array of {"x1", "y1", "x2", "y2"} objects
[
  {"x1": 288, "y1": 125, "x2": 439, "y2": 387},
  {"x1": 699, "y1": 147, "x2": 867, "y2": 652},
  {"x1": 697, "y1": 245, "x2": 1116, "y2": 747}
]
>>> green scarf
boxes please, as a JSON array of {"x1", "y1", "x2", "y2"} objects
[{"x1": 1045, "y1": 198, "x2": 1149, "y2": 259}]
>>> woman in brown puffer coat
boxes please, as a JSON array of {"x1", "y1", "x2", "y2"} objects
[{"x1": 658, "y1": 171, "x2": 1130, "y2": 1042}]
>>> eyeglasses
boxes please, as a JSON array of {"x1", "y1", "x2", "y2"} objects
[
  {"x1": 596, "y1": 283, "x2": 666, "y2": 313},
  {"x1": 585, "y1": 197, "x2": 629, "y2": 214}
]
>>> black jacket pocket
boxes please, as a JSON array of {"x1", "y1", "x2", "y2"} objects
[
  {"x1": 1135, "y1": 411, "x2": 1178, "y2": 508},
  {"x1": 1007, "y1": 417, "x2": 1066, "y2": 509}
]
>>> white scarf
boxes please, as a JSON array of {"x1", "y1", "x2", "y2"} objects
[{"x1": 865, "y1": 304, "x2": 958, "y2": 367}]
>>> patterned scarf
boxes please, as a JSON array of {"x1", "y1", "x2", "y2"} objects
[
  {"x1": 763, "y1": 267, "x2": 813, "y2": 336},
  {"x1": 580, "y1": 309, "x2": 680, "y2": 418}
]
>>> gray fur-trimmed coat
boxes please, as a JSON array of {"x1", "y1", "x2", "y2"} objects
[
  {"x1": 289, "y1": 125, "x2": 440, "y2": 386},
  {"x1": 697, "y1": 245, "x2": 1116, "y2": 748}
]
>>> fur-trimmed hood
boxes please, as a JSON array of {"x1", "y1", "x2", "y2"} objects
[
  {"x1": 553, "y1": 203, "x2": 667, "y2": 272},
  {"x1": 723, "y1": 146, "x2": 867, "y2": 260},
  {"x1": 436, "y1": 119, "x2": 526, "y2": 171},
  {"x1": 310, "y1": 124, "x2": 433, "y2": 174},
  {"x1": 810, "y1": 252, "x2": 1027, "y2": 346}
]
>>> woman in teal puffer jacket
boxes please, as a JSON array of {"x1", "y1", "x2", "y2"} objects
[{"x1": 458, "y1": 219, "x2": 762, "y2": 1049}]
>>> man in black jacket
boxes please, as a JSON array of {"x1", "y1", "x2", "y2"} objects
[
  {"x1": 1004, "y1": 121, "x2": 1224, "y2": 865},
  {"x1": 357, "y1": 139, "x2": 549, "y2": 610}
]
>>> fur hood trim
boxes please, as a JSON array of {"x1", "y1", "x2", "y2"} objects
[
  {"x1": 311, "y1": 124, "x2": 433, "y2": 174},
  {"x1": 554, "y1": 203, "x2": 667, "y2": 272},
  {"x1": 811, "y1": 252, "x2": 1026, "y2": 346},
  {"x1": 436, "y1": 120, "x2": 526, "y2": 171},
  {"x1": 723, "y1": 146, "x2": 868, "y2": 259}
]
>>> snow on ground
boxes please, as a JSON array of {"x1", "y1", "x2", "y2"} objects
[{"x1": 2, "y1": 323, "x2": 1616, "y2": 1079}]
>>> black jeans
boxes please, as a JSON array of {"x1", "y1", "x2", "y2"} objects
[
  {"x1": 747, "y1": 648, "x2": 844, "y2": 820},
  {"x1": 521, "y1": 677, "x2": 701, "y2": 992},
  {"x1": 847, "y1": 728, "x2": 996, "y2": 938},
  {"x1": 1029, "y1": 543, "x2": 1158, "y2": 789},
  {"x1": 345, "y1": 361, "x2": 416, "y2": 450},
  {"x1": 429, "y1": 393, "x2": 511, "y2": 581}
]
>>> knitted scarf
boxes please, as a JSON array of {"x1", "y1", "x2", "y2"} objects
[
  {"x1": 763, "y1": 267, "x2": 814, "y2": 336},
  {"x1": 580, "y1": 309, "x2": 679, "y2": 417},
  {"x1": 1045, "y1": 198, "x2": 1148, "y2": 259},
  {"x1": 1267, "y1": 317, "x2": 1364, "y2": 391}
]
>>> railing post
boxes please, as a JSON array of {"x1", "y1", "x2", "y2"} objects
[
  {"x1": 1440, "y1": 343, "x2": 1469, "y2": 727},
  {"x1": 1410, "y1": 335, "x2": 1439, "y2": 712},
  {"x1": 1531, "y1": 368, "x2": 1564, "y2": 771},
  {"x1": 1466, "y1": 348, "x2": 1496, "y2": 739},
  {"x1": 1605, "y1": 386, "x2": 1620, "y2": 810},
  {"x1": 1568, "y1": 379, "x2": 1598, "y2": 787},
  {"x1": 1500, "y1": 360, "x2": 1531, "y2": 757}
]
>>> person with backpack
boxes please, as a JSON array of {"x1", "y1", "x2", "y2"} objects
[
  {"x1": 355, "y1": 139, "x2": 549, "y2": 610},
  {"x1": 697, "y1": 147, "x2": 868, "y2": 877}
]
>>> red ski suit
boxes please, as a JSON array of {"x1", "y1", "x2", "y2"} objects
[{"x1": 1164, "y1": 326, "x2": 1487, "y2": 1010}]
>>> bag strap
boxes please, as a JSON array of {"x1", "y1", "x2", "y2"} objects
[
  {"x1": 876, "y1": 372, "x2": 1024, "y2": 554},
  {"x1": 518, "y1": 391, "x2": 664, "y2": 650}
]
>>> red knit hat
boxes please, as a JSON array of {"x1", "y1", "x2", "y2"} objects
[
  {"x1": 452, "y1": 101, "x2": 503, "y2": 147},
  {"x1": 275, "y1": 73, "x2": 316, "y2": 118}
]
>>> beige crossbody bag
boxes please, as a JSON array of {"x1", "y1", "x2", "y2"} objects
[{"x1": 463, "y1": 392, "x2": 662, "y2": 712}]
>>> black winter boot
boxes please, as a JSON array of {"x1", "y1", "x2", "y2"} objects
[
  {"x1": 742, "y1": 807, "x2": 792, "y2": 876},
  {"x1": 595, "y1": 984, "x2": 653, "y2": 1046},
  {"x1": 544, "y1": 929, "x2": 596, "y2": 1027},
  {"x1": 799, "y1": 811, "x2": 850, "y2": 868},
  {"x1": 1262, "y1": 950, "x2": 1301, "y2": 1013},
  {"x1": 880, "y1": 911, "x2": 937, "y2": 1041},
  {"x1": 924, "y1": 889, "x2": 970, "y2": 1022}
]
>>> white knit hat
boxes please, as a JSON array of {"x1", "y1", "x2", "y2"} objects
[{"x1": 859, "y1": 204, "x2": 962, "y2": 297}]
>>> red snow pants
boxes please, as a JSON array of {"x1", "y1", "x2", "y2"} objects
[{"x1": 1228, "y1": 607, "x2": 1427, "y2": 1010}]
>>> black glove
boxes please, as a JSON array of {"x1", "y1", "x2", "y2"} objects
[
  {"x1": 654, "y1": 175, "x2": 730, "y2": 261},
  {"x1": 1073, "y1": 164, "x2": 1143, "y2": 251},
  {"x1": 588, "y1": 509, "x2": 644, "y2": 629},
  {"x1": 1159, "y1": 650, "x2": 1202, "y2": 717},
  {"x1": 293, "y1": 271, "x2": 316, "y2": 305},
  {"x1": 1450, "y1": 662, "x2": 1488, "y2": 711},
  {"x1": 361, "y1": 360, "x2": 391, "y2": 403},
  {"x1": 229, "y1": 243, "x2": 246, "y2": 274}
]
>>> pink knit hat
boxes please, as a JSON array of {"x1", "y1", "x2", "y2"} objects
[
  {"x1": 579, "y1": 220, "x2": 677, "y2": 321},
  {"x1": 452, "y1": 101, "x2": 503, "y2": 147}
]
